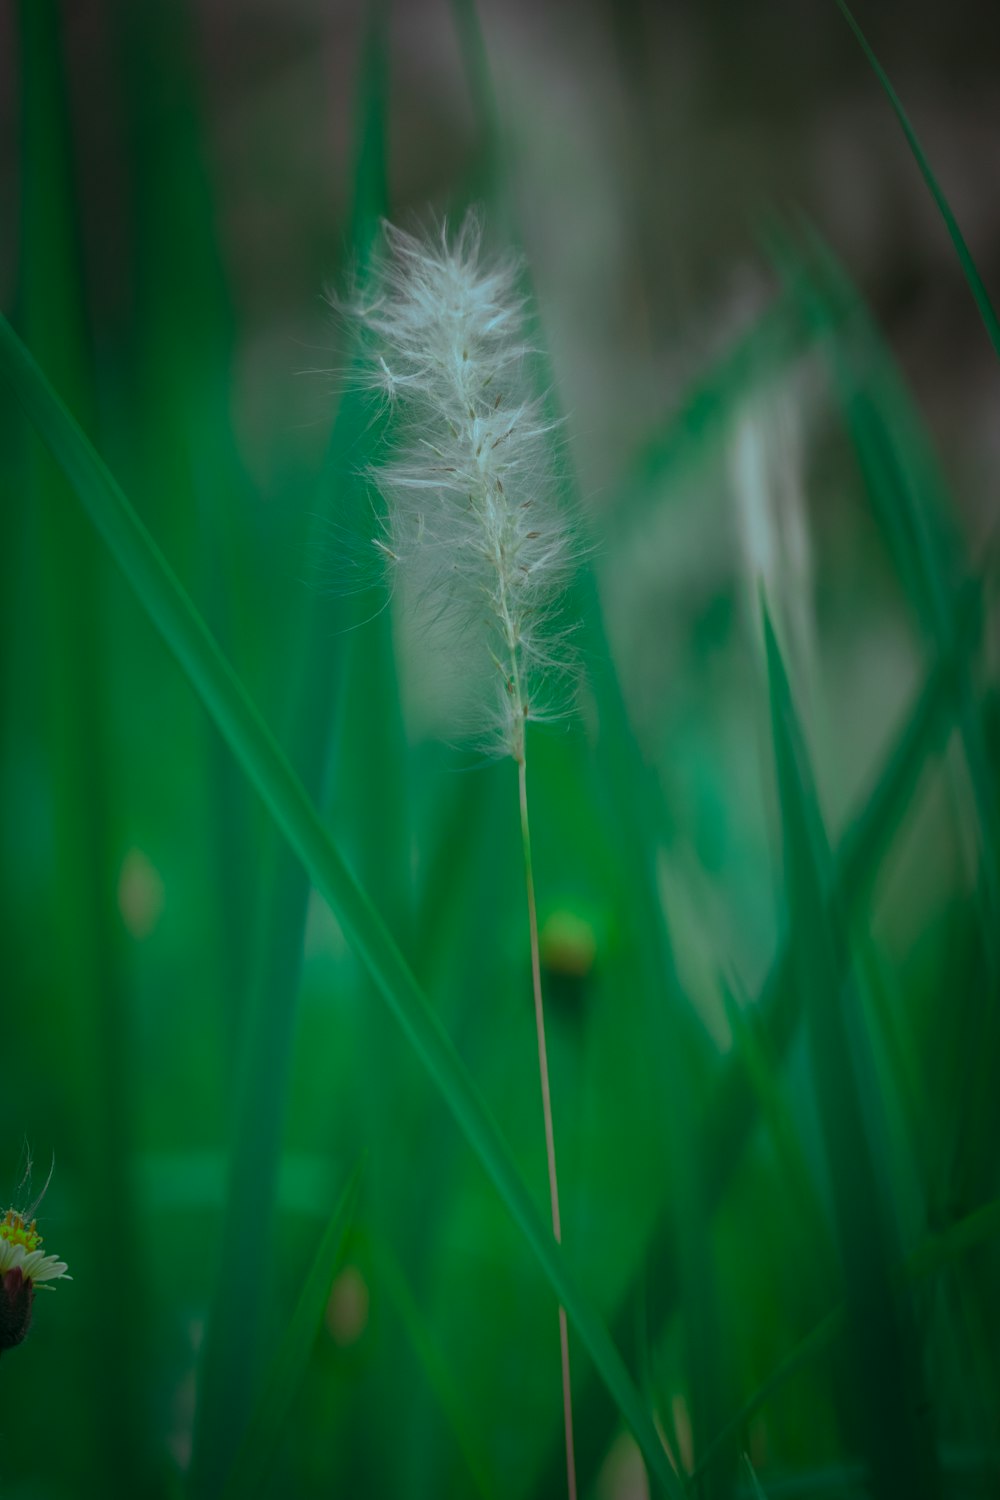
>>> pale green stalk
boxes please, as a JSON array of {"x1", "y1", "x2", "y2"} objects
[{"x1": 518, "y1": 747, "x2": 577, "y2": 1500}]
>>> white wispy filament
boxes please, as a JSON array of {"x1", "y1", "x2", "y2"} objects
[{"x1": 343, "y1": 213, "x2": 577, "y2": 761}]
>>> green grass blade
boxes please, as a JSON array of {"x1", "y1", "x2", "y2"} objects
[
  {"x1": 348, "y1": 0, "x2": 390, "y2": 265},
  {"x1": 609, "y1": 299, "x2": 811, "y2": 532},
  {"x1": 448, "y1": 0, "x2": 504, "y2": 210},
  {"x1": 188, "y1": 4, "x2": 395, "y2": 1489},
  {"x1": 328, "y1": 0, "x2": 411, "y2": 1232},
  {"x1": 742, "y1": 1453, "x2": 771, "y2": 1500},
  {"x1": 0, "y1": 311, "x2": 681, "y2": 1500},
  {"x1": 854, "y1": 938, "x2": 951, "y2": 1224},
  {"x1": 720, "y1": 978, "x2": 834, "y2": 1276},
  {"x1": 835, "y1": 0, "x2": 1000, "y2": 361},
  {"x1": 220, "y1": 1160, "x2": 365, "y2": 1500},
  {"x1": 17, "y1": 2, "x2": 147, "y2": 1488},
  {"x1": 695, "y1": 1306, "x2": 845, "y2": 1490},
  {"x1": 110, "y1": 0, "x2": 259, "y2": 1040},
  {"x1": 770, "y1": 229, "x2": 1000, "y2": 973},
  {"x1": 368, "y1": 1229, "x2": 497, "y2": 1500},
  {"x1": 764, "y1": 223, "x2": 1000, "y2": 1012},
  {"x1": 763, "y1": 604, "x2": 940, "y2": 1500},
  {"x1": 907, "y1": 1197, "x2": 1000, "y2": 1281}
]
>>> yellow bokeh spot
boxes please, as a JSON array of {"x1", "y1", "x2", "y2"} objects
[
  {"x1": 1, "y1": 1209, "x2": 42, "y2": 1252},
  {"x1": 540, "y1": 909, "x2": 598, "y2": 978}
]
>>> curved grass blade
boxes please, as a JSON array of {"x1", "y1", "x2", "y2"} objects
[
  {"x1": 835, "y1": 0, "x2": 1000, "y2": 361},
  {"x1": 220, "y1": 1160, "x2": 365, "y2": 1500},
  {"x1": 0, "y1": 311, "x2": 681, "y2": 1500}
]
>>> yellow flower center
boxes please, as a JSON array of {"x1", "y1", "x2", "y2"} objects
[{"x1": 1, "y1": 1209, "x2": 42, "y2": 1253}]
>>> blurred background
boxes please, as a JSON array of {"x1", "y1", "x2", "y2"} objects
[{"x1": 1, "y1": 1, "x2": 998, "y2": 1497}]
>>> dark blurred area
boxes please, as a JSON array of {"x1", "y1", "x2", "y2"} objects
[{"x1": 2, "y1": 0, "x2": 999, "y2": 512}]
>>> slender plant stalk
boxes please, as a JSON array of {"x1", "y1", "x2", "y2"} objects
[
  {"x1": 518, "y1": 748, "x2": 577, "y2": 1500},
  {"x1": 341, "y1": 215, "x2": 585, "y2": 1491}
]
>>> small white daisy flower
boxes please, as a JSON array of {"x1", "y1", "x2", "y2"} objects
[{"x1": 0, "y1": 1208, "x2": 70, "y2": 1354}]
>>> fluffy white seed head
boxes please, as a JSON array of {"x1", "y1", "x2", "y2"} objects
[{"x1": 339, "y1": 213, "x2": 578, "y2": 760}]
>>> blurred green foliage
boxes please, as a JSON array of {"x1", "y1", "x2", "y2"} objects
[{"x1": 1, "y1": 2, "x2": 998, "y2": 1498}]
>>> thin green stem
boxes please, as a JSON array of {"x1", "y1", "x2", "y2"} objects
[{"x1": 518, "y1": 747, "x2": 577, "y2": 1500}]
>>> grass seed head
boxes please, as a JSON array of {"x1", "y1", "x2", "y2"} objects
[{"x1": 336, "y1": 212, "x2": 579, "y2": 759}]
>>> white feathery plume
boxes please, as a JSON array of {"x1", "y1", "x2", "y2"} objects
[
  {"x1": 340, "y1": 212, "x2": 578, "y2": 761},
  {"x1": 334, "y1": 213, "x2": 582, "y2": 1498}
]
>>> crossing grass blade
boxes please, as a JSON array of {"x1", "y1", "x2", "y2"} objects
[
  {"x1": 0, "y1": 308, "x2": 682, "y2": 1500},
  {"x1": 691, "y1": 1193, "x2": 1000, "y2": 1487},
  {"x1": 220, "y1": 1160, "x2": 365, "y2": 1500},
  {"x1": 763, "y1": 603, "x2": 940, "y2": 1500},
  {"x1": 768, "y1": 227, "x2": 1000, "y2": 974}
]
